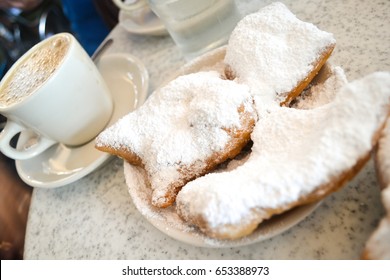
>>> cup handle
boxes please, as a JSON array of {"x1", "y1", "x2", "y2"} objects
[
  {"x1": 112, "y1": 0, "x2": 148, "y2": 11},
  {"x1": 0, "y1": 120, "x2": 56, "y2": 160}
]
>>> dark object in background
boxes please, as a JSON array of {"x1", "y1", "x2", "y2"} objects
[
  {"x1": 0, "y1": 44, "x2": 11, "y2": 79},
  {"x1": 0, "y1": 149, "x2": 32, "y2": 260},
  {"x1": 61, "y1": 0, "x2": 114, "y2": 56},
  {"x1": 0, "y1": 0, "x2": 71, "y2": 79},
  {"x1": 93, "y1": 0, "x2": 119, "y2": 30}
]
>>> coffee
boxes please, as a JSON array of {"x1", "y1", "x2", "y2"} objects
[
  {"x1": 0, "y1": 32, "x2": 113, "y2": 160},
  {"x1": 0, "y1": 34, "x2": 70, "y2": 106}
]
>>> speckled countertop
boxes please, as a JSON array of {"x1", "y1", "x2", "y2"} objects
[{"x1": 24, "y1": 0, "x2": 390, "y2": 259}]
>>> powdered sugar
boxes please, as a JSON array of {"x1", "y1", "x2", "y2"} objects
[
  {"x1": 111, "y1": 2, "x2": 390, "y2": 241},
  {"x1": 96, "y1": 70, "x2": 254, "y2": 200},
  {"x1": 291, "y1": 65, "x2": 348, "y2": 109},
  {"x1": 176, "y1": 72, "x2": 390, "y2": 235},
  {"x1": 123, "y1": 159, "x2": 320, "y2": 247},
  {"x1": 124, "y1": 163, "x2": 201, "y2": 233},
  {"x1": 224, "y1": 2, "x2": 335, "y2": 102}
]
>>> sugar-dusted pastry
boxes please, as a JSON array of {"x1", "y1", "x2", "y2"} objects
[
  {"x1": 290, "y1": 64, "x2": 348, "y2": 110},
  {"x1": 176, "y1": 72, "x2": 390, "y2": 240},
  {"x1": 224, "y1": 2, "x2": 336, "y2": 105},
  {"x1": 362, "y1": 120, "x2": 390, "y2": 260},
  {"x1": 96, "y1": 71, "x2": 257, "y2": 208}
]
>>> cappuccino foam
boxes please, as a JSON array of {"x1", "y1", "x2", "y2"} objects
[{"x1": 0, "y1": 35, "x2": 70, "y2": 107}]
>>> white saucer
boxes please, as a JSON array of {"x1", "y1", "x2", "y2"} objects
[
  {"x1": 15, "y1": 53, "x2": 149, "y2": 188},
  {"x1": 124, "y1": 162, "x2": 321, "y2": 248},
  {"x1": 118, "y1": 10, "x2": 167, "y2": 36}
]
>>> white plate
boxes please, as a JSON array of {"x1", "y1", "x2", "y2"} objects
[
  {"x1": 124, "y1": 162, "x2": 320, "y2": 248},
  {"x1": 119, "y1": 10, "x2": 167, "y2": 36},
  {"x1": 15, "y1": 53, "x2": 149, "y2": 188},
  {"x1": 123, "y1": 46, "x2": 321, "y2": 247}
]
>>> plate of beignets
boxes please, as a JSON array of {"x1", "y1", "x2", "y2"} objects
[{"x1": 96, "y1": 2, "x2": 390, "y2": 246}]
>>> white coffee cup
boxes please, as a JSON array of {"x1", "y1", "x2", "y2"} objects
[{"x1": 0, "y1": 33, "x2": 113, "y2": 160}]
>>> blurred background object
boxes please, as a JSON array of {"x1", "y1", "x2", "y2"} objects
[
  {"x1": 0, "y1": 150, "x2": 32, "y2": 260},
  {"x1": 61, "y1": 0, "x2": 115, "y2": 55},
  {"x1": 92, "y1": 0, "x2": 119, "y2": 30},
  {"x1": 0, "y1": 0, "x2": 118, "y2": 260},
  {"x1": 0, "y1": 0, "x2": 119, "y2": 79},
  {"x1": 0, "y1": 0, "x2": 70, "y2": 78}
]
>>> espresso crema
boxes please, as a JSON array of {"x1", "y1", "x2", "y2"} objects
[{"x1": 0, "y1": 34, "x2": 70, "y2": 107}]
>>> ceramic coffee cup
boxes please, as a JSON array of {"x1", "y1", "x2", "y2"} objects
[{"x1": 0, "y1": 33, "x2": 113, "y2": 160}]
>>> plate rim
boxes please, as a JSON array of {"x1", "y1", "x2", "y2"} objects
[{"x1": 124, "y1": 161, "x2": 321, "y2": 248}]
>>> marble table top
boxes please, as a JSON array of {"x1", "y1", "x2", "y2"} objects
[{"x1": 24, "y1": 0, "x2": 390, "y2": 259}]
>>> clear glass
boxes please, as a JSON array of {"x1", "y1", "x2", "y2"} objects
[{"x1": 149, "y1": 0, "x2": 241, "y2": 60}]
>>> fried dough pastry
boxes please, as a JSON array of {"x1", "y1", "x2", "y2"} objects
[
  {"x1": 224, "y1": 2, "x2": 336, "y2": 106},
  {"x1": 176, "y1": 72, "x2": 390, "y2": 240},
  {"x1": 96, "y1": 71, "x2": 257, "y2": 208},
  {"x1": 362, "y1": 120, "x2": 390, "y2": 259},
  {"x1": 290, "y1": 64, "x2": 348, "y2": 110}
]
